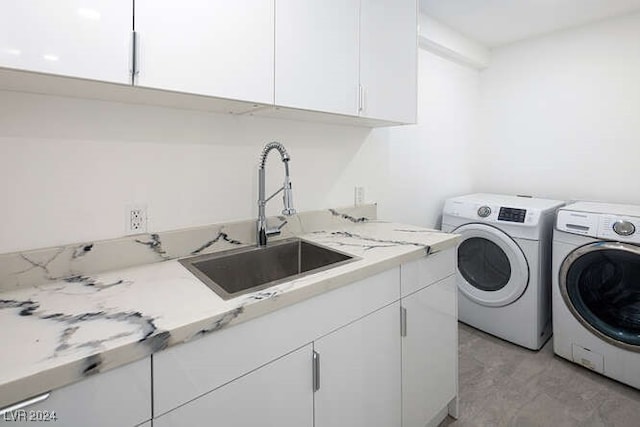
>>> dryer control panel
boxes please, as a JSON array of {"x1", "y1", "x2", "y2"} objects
[
  {"x1": 498, "y1": 207, "x2": 527, "y2": 223},
  {"x1": 443, "y1": 200, "x2": 541, "y2": 227}
]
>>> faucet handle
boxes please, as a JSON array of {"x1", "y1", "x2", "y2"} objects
[{"x1": 266, "y1": 219, "x2": 288, "y2": 238}]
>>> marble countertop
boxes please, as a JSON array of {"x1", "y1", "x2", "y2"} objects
[{"x1": 0, "y1": 221, "x2": 458, "y2": 408}]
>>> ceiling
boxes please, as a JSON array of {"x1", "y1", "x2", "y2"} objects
[{"x1": 419, "y1": 0, "x2": 640, "y2": 47}]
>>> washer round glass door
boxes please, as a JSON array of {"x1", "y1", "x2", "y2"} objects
[
  {"x1": 560, "y1": 242, "x2": 640, "y2": 352},
  {"x1": 455, "y1": 223, "x2": 529, "y2": 307}
]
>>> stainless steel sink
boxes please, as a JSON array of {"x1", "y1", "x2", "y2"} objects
[{"x1": 179, "y1": 238, "x2": 357, "y2": 300}]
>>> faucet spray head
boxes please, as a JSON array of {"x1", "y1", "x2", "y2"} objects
[
  {"x1": 282, "y1": 173, "x2": 295, "y2": 216},
  {"x1": 281, "y1": 151, "x2": 295, "y2": 216}
]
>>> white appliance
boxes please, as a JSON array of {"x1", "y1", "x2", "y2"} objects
[
  {"x1": 442, "y1": 193, "x2": 565, "y2": 350},
  {"x1": 553, "y1": 202, "x2": 640, "y2": 389}
]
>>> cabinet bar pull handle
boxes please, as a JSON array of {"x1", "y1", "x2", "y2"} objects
[
  {"x1": 0, "y1": 393, "x2": 50, "y2": 417},
  {"x1": 400, "y1": 306, "x2": 407, "y2": 337},
  {"x1": 358, "y1": 85, "x2": 364, "y2": 112},
  {"x1": 312, "y1": 350, "x2": 320, "y2": 392}
]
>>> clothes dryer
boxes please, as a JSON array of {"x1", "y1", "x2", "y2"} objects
[{"x1": 442, "y1": 193, "x2": 565, "y2": 349}]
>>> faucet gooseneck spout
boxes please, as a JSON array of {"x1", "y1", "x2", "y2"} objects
[{"x1": 257, "y1": 142, "x2": 296, "y2": 247}]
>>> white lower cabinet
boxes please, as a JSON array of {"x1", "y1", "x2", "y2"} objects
[
  {"x1": 154, "y1": 301, "x2": 403, "y2": 427},
  {"x1": 152, "y1": 268, "x2": 399, "y2": 416},
  {"x1": 150, "y1": 257, "x2": 458, "y2": 426},
  {"x1": 0, "y1": 357, "x2": 151, "y2": 427},
  {"x1": 401, "y1": 275, "x2": 457, "y2": 427},
  {"x1": 154, "y1": 345, "x2": 313, "y2": 427},
  {"x1": 314, "y1": 302, "x2": 402, "y2": 427}
]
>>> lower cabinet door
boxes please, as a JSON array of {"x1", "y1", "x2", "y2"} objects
[
  {"x1": 401, "y1": 275, "x2": 457, "y2": 427},
  {"x1": 153, "y1": 344, "x2": 313, "y2": 427},
  {"x1": 0, "y1": 357, "x2": 151, "y2": 427},
  {"x1": 314, "y1": 302, "x2": 401, "y2": 427}
]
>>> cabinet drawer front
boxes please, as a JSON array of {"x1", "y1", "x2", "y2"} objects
[
  {"x1": 400, "y1": 248, "x2": 455, "y2": 297},
  {"x1": 0, "y1": 358, "x2": 151, "y2": 427},
  {"x1": 154, "y1": 345, "x2": 313, "y2": 427},
  {"x1": 153, "y1": 267, "x2": 400, "y2": 416}
]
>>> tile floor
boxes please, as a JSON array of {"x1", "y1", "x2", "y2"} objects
[{"x1": 440, "y1": 323, "x2": 640, "y2": 427}]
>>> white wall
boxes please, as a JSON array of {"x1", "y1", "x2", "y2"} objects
[
  {"x1": 477, "y1": 12, "x2": 640, "y2": 204},
  {"x1": 0, "y1": 92, "x2": 375, "y2": 253},
  {"x1": 379, "y1": 48, "x2": 478, "y2": 227}
]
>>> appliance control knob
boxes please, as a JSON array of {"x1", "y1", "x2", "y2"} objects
[
  {"x1": 477, "y1": 206, "x2": 492, "y2": 218},
  {"x1": 613, "y1": 220, "x2": 635, "y2": 236}
]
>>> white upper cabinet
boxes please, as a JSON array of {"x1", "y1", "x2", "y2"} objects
[
  {"x1": 275, "y1": 0, "x2": 360, "y2": 115},
  {"x1": 0, "y1": 1, "x2": 416, "y2": 126},
  {"x1": 134, "y1": 0, "x2": 274, "y2": 104},
  {"x1": 360, "y1": 0, "x2": 417, "y2": 123},
  {"x1": 275, "y1": 0, "x2": 417, "y2": 123},
  {"x1": 0, "y1": 0, "x2": 131, "y2": 84}
]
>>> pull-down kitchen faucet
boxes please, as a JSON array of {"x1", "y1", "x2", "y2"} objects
[{"x1": 257, "y1": 142, "x2": 295, "y2": 247}]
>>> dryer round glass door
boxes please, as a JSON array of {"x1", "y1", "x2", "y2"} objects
[
  {"x1": 454, "y1": 223, "x2": 529, "y2": 307},
  {"x1": 560, "y1": 242, "x2": 640, "y2": 352}
]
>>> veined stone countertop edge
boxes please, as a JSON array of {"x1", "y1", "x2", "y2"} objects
[{"x1": 0, "y1": 221, "x2": 459, "y2": 408}]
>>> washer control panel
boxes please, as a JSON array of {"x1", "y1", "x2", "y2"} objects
[
  {"x1": 557, "y1": 209, "x2": 640, "y2": 243},
  {"x1": 600, "y1": 215, "x2": 640, "y2": 242},
  {"x1": 612, "y1": 220, "x2": 636, "y2": 236}
]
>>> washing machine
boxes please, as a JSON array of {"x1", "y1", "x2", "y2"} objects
[
  {"x1": 442, "y1": 193, "x2": 565, "y2": 350},
  {"x1": 553, "y1": 202, "x2": 640, "y2": 389}
]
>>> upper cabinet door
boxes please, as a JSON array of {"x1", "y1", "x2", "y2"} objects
[
  {"x1": 0, "y1": 0, "x2": 132, "y2": 84},
  {"x1": 360, "y1": 0, "x2": 417, "y2": 123},
  {"x1": 135, "y1": 0, "x2": 274, "y2": 104},
  {"x1": 275, "y1": 0, "x2": 360, "y2": 116}
]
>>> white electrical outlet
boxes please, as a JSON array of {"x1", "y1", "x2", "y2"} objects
[
  {"x1": 354, "y1": 186, "x2": 365, "y2": 206},
  {"x1": 125, "y1": 204, "x2": 147, "y2": 235}
]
